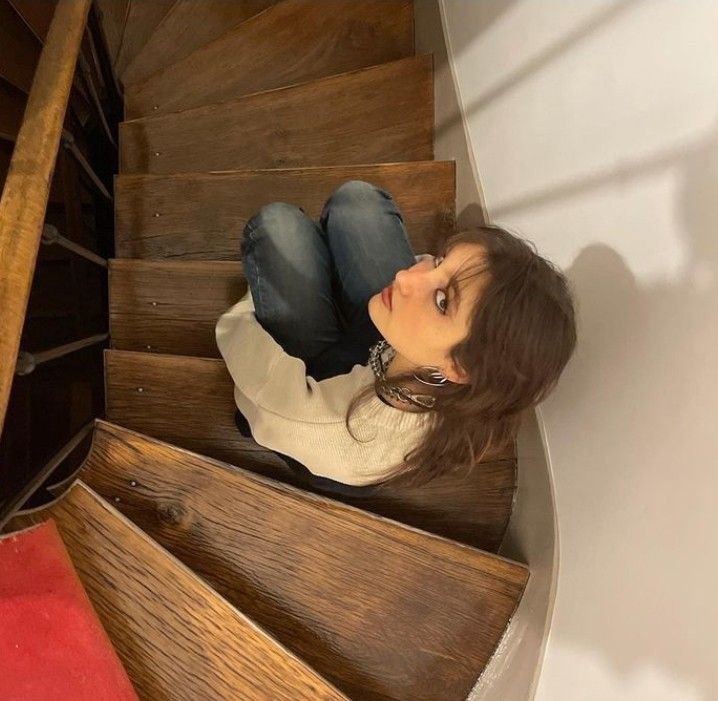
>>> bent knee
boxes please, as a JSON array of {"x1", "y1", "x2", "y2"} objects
[
  {"x1": 329, "y1": 180, "x2": 387, "y2": 204},
  {"x1": 243, "y1": 202, "x2": 308, "y2": 243}
]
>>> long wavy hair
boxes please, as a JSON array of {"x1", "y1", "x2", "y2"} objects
[{"x1": 344, "y1": 225, "x2": 577, "y2": 487}]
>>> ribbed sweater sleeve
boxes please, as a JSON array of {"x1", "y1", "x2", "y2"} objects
[{"x1": 215, "y1": 286, "x2": 430, "y2": 486}]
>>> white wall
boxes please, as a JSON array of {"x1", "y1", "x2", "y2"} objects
[{"x1": 440, "y1": 1, "x2": 718, "y2": 699}]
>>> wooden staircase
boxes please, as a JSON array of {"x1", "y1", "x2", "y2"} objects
[{"x1": 8, "y1": 2, "x2": 529, "y2": 698}]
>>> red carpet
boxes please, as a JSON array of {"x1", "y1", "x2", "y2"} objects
[{"x1": 0, "y1": 519, "x2": 139, "y2": 701}]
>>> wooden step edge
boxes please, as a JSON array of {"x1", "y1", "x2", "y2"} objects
[
  {"x1": 105, "y1": 346, "x2": 225, "y2": 367},
  {"x1": 113, "y1": 1, "x2": 177, "y2": 79},
  {"x1": 113, "y1": 159, "x2": 455, "y2": 183},
  {"x1": 79, "y1": 417, "x2": 526, "y2": 700},
  {"x1": 123, "y1": 0, "x2": 415, "y2": 119},
  {"x1": 121, "y1": 53, "x2": 433, "y2": 125},
  {"x1": 90, "y1": 417, "x2": 530, "y2": 579},
  {"x1": 108, "y1": 258, "x2": 243, "y2": 273},
  {"x1": 123, "y1": 0, "x2": 314, "y2": 91},
  {"x1": 121, "y1": 1, "x2": 280, "y2": 89},
  {"x1": 6, "y1": 481, "x2": 350, "y2": 701}
]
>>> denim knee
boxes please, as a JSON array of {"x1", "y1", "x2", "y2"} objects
[
  {"x1": 241, "y1": 202, "x2": 307, "y2": 257},
  {"x1": 325, "y1": 180, "x2": 390, "y2": 207}
]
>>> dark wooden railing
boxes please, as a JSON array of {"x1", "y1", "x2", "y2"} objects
[
  {"x1": 0, "y1": 0, "x2": 120, "y2": 524},
  {"x1": 0, "y1": 0, "x2": 92, "y2": 435}
]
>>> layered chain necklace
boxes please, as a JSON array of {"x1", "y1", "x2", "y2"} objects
[{"x1": 367, "y1": 339, "x2": 442, "y2": 409}]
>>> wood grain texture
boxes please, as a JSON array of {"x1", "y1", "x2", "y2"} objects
[
  {"x1": 119, "y1": 54, "x2": 433, "y2": 174},
  {"x1": 124, "y1": 0, "x2": 414, "y2": 119},
  {"x1": 0, "y1": 0, "x2": 90, "y2": 437},
  {"x1": 94, "y1": 0, "x2": 129, "y2": 64},
  {"x1": 0, "y1": 140, "x2": 63, "y2": 204},
  {"x1": 0, "y1": 0, "x2": 41, "y2": 93},
  {"x1": 7, "y1": 483, "x2": 349, "y2": 701},
  {"x1": 110, "y1": 259, "x2": 243, "y2": 357},
  {"x1": 113, "y1": 0, "x2": 175, "y2": 79},
  {"x1": 103, "y1": 348, "x2": 297, "y2": 480},
  {"x1": 121, "y1": 0, "x2": 278, "y2": 86},
  {"x1": 78, "y1": 419, "x2": 529, "y2": 701},
  {"x1": 114, "y1": 161, "x2": 455, "y2": 260},
  {"x1": 105, "y1": 349, "x2": 517, "y2": 551}
]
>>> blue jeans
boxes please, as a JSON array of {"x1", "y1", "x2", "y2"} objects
[{"x1": 236, "y1": 180, "x2": 417, "y2": 493}]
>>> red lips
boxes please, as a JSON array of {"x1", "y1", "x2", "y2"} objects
[{"x1": 381, "y1": 285, "x2": 393, "y2": 310}]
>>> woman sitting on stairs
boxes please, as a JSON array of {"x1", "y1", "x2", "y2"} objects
[{"x1": 215, "y1": 180, "x2": 577, "y2": 493}]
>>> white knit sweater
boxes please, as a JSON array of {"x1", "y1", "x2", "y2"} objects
[{"x1": 215, "y1": 255, "x2": 433, "y2": 486}]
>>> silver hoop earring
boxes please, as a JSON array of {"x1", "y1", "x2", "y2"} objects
[{"x1": 413, "y1": 366, "x2": 450, "y2": 386}]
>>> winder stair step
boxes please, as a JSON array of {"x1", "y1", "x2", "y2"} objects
[
  {"x1": 119, "y1": 54, "x2": 433, "y2": 174},
  {"x1": 104, "y1": 348, "x2": 517, "y2": 551},
  {"x1": 8, "y1": 482, "x2": 349, "y2": 701}
]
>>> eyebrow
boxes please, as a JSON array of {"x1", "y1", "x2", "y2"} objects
[
  {"x1": 448, "y1": 277, "x2": 462, "y2": 317},
  {"x1": 436, "y1": 251, "x2": 462, "y2": 318}
]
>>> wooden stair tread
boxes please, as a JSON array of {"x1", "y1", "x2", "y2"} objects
[
  {"x1": 114, "y1": 161, "x2": 455, "y2": 260},
  {"x1": 119, "y1": 54, "x2": 433, "y2": 174},
  {"x1": 121, "y1": 0, "x2": 279, "y2": 86},
  {"x1": 113, "y1": 0, "x2": 175, "y2": 78},
  {"x1": 103, "y1": 348, "x2": 296, "y2": 481},
  {"x1": 105, "y1": 348, "x2": 517, "y2": 551},
  {"x1": 110, "y1": 258, "x2": 242, "y2": 358},
  {"x1": 124, "y1": 0, "x2": 414, "y2": 119},
  {"x1": 7, "y1": 482, "x2": 349, "y2": 701},
  {"x1": 94, "y1": 0, "x2": 128, "y2": 65},
  {"x1": 76, "y1": 419, "x2": 529, "y2": 701}
]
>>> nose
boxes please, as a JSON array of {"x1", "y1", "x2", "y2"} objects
[{"x1": 393, "y1": 258, "x2": 434, "y2": 296}]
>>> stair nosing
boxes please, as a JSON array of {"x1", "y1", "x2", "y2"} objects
[{"x1": 114, "y1": 159, "x2": 454, "y2": 182}]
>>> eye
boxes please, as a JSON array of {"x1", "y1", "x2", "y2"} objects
[{"x1": 433, "y1": 256, "x2": 448, "y2": 315}]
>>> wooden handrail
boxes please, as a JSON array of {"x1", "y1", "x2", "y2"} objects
[{"x1": 0, "y1": 0, "x2": 91, "y2": 437}]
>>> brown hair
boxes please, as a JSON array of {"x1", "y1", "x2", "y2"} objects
[{"x1": 344, "y1": 225, "x2": 577, "y2": 487}]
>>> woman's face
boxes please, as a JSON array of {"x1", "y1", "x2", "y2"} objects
[{"x1": 368, "y1": 242, "x2": 488, "y2": 383}]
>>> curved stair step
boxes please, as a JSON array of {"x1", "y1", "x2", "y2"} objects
[
  {"x1": 114, "y1": 161, "x2": 455, "y2": 260},
  {"x1": 94, "y1": 0, "x2": 128, "y2": 65},
  {"x1": 6, "y1": 482, "x2": 349, "y2": 701},
  {"x1": 125, "y1": 0, "x2": 415, "y2": 119},
  {"x1": 121, "y1": 0, "x2": 280, "y2": 86},
  {"x1": 104, "y1": 348, "x2": 517, "y2": 551},
  {"x1": 113, "y1": 0, "x2": 175, "y2": 78},
  {"x1": 119, "y1": 54, "x2": 433, "y2": 174},
  {"x1": 76, "y1": 418, "x2": 529, "y2": 701}
]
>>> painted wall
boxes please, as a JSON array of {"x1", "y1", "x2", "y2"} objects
[{"x1": 439, "y1": 1, "x2": 718, "y2": 699}]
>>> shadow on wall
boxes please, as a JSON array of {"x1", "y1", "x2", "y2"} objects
[
  {"x1": 435, "y1": 0, "x2": 642, "y2": 141},
  {"x1": 509, "y1": 125, "x2": 718, "y2": 700}
]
